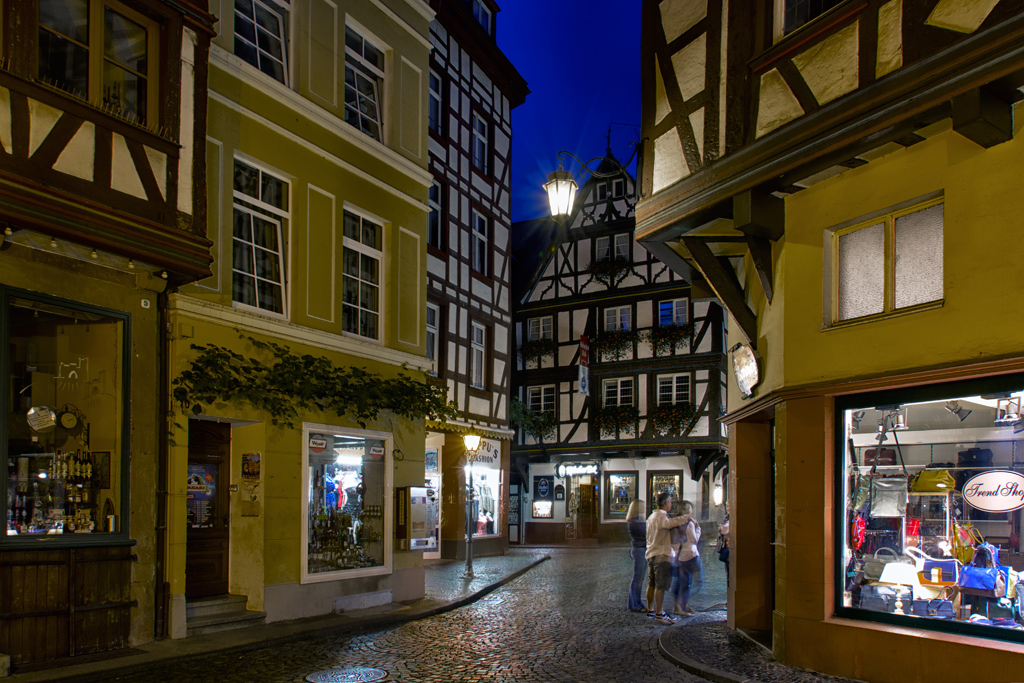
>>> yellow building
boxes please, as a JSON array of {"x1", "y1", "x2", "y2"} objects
[
  {"x1": 638, "y1": 2, "x2": 1024, "y2": 681},
  {"x1": 165, "y1": 0, "x2": 439, "y2": 637}
]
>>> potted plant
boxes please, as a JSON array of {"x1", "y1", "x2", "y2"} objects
[
  {"x1": 592, "y1": 328, "x2": 640, "y2": 360},
  {"x1": 510, "y1": 398, "x2": 557, "y2": 441},
  {"x1": 592, "y1": 404, "x2": 640, "y2": 437},
  {"x1": 649, "y1": 401, "x2": 696, "y2": 437},
  {"x1": 647, "y1": 322, "x2": 693, "y2": 355},
  {"x1": 517, "y1": 337, "x2": 558, "y2": 365},
  {"x1": 586, "y1": 257, "x2": 632, "y2": 287}
]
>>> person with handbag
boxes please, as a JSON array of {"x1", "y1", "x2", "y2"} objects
[
  {"x1": 671, "y1": 500, "x2": 704, "y2": 617},
  {"x1": 718, "y1": 515, "x2": 730, "y2": 587},
  {"x1": 625, "y1": 499, "x2": 648, "y2": 613}
]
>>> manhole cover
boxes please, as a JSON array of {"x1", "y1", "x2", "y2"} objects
[{"x1": 305, "y1": 667, "x2": 387, "y2": 683}]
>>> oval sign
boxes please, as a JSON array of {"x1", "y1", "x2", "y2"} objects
[{"x1": 962, "y1": 470, "x2": 1024, "y2": 513}]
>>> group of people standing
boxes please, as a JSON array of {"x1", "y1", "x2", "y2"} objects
[{"x1": 626, "y1": 492, "x2": 729, "y2": 625}]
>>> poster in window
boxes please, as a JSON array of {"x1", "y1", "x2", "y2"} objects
[
  {"x1": 186, "y1": 463, "x2": 217, "y2": 528},
  {"x1": 242, "y1": 453, "x2": 261, "y2": 481}
]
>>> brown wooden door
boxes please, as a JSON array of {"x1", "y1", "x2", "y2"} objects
[
  {"x1": 578, "y1": 483, "x2": 598, "y2": 539},
  {"x1": 185, "y1": 421, "x2": 230, "y2": 597}
]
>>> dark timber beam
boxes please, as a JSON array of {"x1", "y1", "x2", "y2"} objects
[
  {"x1": 953, "y1": 86, "x2": 1013, "y2": 148},
  {"x1": 688, "y1": 449, "x2": 724, "y2": 481},
  {"x1": 681, "y1": 236, "x2": 758, "y2": 344},
  {"x1": 733, "y1": 190, "x2": 783, "y2": 304},
  {"x1": 744, "y1": 235, "x2": 775, "y2": 304}
]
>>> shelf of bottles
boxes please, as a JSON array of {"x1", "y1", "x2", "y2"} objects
[
  {"x1": 7, "y1": 449, "x2": 100, "y2": 535},
  {"x1": 307, "y1": 469, "x2": 384, "y2": 574}
]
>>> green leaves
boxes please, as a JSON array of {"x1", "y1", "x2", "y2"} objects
[
  {"x1": 592, "y1": 404, "x2": 639, "y2": 437},
  {"x1": 649, "y1": 401, "x2": 696, "y2": 437},
  {"x1": 510, "y1": 398, "x2": 557, "y2": 441},
  {"x1": 171, "y1": 333, "x2": 458, "y2": 428}
]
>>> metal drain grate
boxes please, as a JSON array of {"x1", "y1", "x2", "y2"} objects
[{"x1": 305, "y1": 666, "x2": 388, "y2": 683}]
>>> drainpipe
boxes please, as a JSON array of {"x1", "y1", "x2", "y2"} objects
[{"x1": 154, "y1": 288, "x2": 171, "y2": 639}]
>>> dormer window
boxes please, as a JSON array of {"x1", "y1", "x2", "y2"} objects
[
  {"x1": 469, "y1": 0, "x2": 492, "y2": 35},
  {"x1": 612, "y1": 178, "x2": 625, "y2": 198},
  {"x1": 596, "y1": 183, "x2": 608, "y2": 201}
]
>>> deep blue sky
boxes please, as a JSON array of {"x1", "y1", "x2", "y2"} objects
[{"x1": 498, "y1": 2, "x2": 641, "y2": 223}]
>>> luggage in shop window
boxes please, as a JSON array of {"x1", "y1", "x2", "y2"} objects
[
  {"x1": 864, "y1": 448, "x2": 897, "y2": 466},
  {"x1": 858, "y1": 584, "x2": 911, "y2": 612},
  {"x1": 957, "y1": 542, "x2": 1009, "y2": 598},
  {"x1": 910, "y1": 598, "x2": 956, "y2": 620}
]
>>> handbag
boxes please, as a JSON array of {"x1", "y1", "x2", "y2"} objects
[
  {"x1": 864, "y1": 448, "x2": 896, "y2": 466},
  {"x1": 863, "y1": 547, "x2": 902, "y2": 582},
  {"x1": 858, "y1": 584, "x2": 911, "y2": 612},
  {"x1": 910, "y1": 469, "x2": 956, "y2": 492},
  {"x1": 905, "y1": 546, "x2": 960, "y2": 584},
  {"x1": 953, "y1": 522, "x2": 984, "y2": 565},
  {"x1": 957, "y1": 543, "x2": 1008, "y2": 598},
  {"x1": 910, "y1": 598, "x2": 956, "y2": 620},
  {"x1": 870, "y1": 477, "x2": 908, "y2": 517}
]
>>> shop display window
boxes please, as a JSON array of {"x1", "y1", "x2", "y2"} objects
[
  {"x1": 467, "y1": 459, "x2": 501, "y2": 536},
  {"x1": 605, "y1": 471, "x2": 637, "y2": 519},
  {"x1": 3, "y1": 292, "x2": 128, "y2": 543},
  {"x1": 838, "y1": 378, "x2": 1024, "y2": 638},
  {"x1": 648, "y1": 472, "x2": 683, "y2": 515},
  {"x1": 304, "y1": 426, "x2": 390, "y2": 580}
]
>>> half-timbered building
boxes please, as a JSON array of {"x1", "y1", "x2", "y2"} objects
[
  {"x1": 638, "y1": 1, "x2": 1024, "y2": 680},
  {"x1": 424, "y1": 0, "x2": 527, "y2": 559},
  {"x1": 0, "y1": 0, "x2": 215, "y2": 670},
  {"x1": 511, "y1": 152, "x2": 729, "y2": 546}
]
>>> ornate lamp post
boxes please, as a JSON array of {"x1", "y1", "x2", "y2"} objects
[
  {"x1": 542, "y1": 138, "x2": 644, "y2": 222},
  {"x1": 462, "y1": 433, "x2": 481, "y2": 578}
]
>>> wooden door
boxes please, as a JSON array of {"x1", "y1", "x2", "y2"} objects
[
  {"x1": 578, "y1": 483, "x2": 598, "y2": 539},
  {"x1": 185, "y1": 421, "x2": 230, "y2": 597}
]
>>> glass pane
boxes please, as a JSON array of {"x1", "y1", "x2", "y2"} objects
[
  {"x1": 361, "y1": 311, "x2": 378, "y2": 339},
  {"x1": 344, "y1": 26, "x2": 362, "y2": 54},
  {"x1": 102, "y1": 62, "x2": 145, "y2": 123},
  {"x1": 232, "y1": 240, "x2": 254, "y2": 274},
  {"x1": 256, "y1": 29, "x2": 283, "y2": 62},
  {"x1": 607, "y1": 473, "x2": 637, "y2": 518},
  {"x1": 342, "y1": 305, "x2": 358, "y2": 333},
  {"x1": 232, "y1": 209, "x2": 252, "y2": 240},
  {"x1": 359, "y1": 282, "x2": 378, "y2": 312},
  {"x1": 343, "y1": 250, "x2": 360, "y2": 278},
  {"x1": 104, "y1": 8, "x2": 147, "y2": 72},
  {"x1": 649, "y1": 474, "x2": 681, "y2": 514},
  {"x1": 359, "y1": 254, "x2": 378, "y2": 285},
  {"x1": 39, "y1": 0, "x2": 89, "y2": 43},
  {"x1": 254, "y1": 248, "x2": 280, "y2": 280},
  {"x1": 261, "y1": 174, "x2": 288, "y2": 210},
  {"x1": 363, "y1": 42, "x2": 383, "y2": 72},
  {"x1": 233, "y1": 161, "x2": 260, "y2": 198},
  {"x1": 38, "y1": 31, "x2": 89, "y2": 99},
  {"x1": 6, "y1": 295, "x2": 125, "y2": 537},
  {"x1": 256, "y1": 280, "x2": 282, "y2": 312},
  {"x1": 895, "y1": 204, "x2": 943, "y2": 309},
  {"x1": 837, "y1": 224, "x2": 884, "y2": 321},
  {"x1": 235, "y1": 16, "x2": 256, "y2": 45},
  {"x1": 361, "y1": 220, "x2": 380, "y2": 250},
  {"x1": 306, "y1": 433, "x2": 387, "y2": 574},
  {"x1": 234, "y1": 37, "x2": 258, "y2": 68},
  {"x1": 258, "y1": 58, "x2": 284, "y2": 83},
  {"x1": 342, "y1": 276, "x2": 359, "y2": 305},
  {"x1": 343, "y1": 212, "x2": 360, "y2": 241},
  {"x1": 252, "y1": 217, "x2": 278, "y2": 251}
]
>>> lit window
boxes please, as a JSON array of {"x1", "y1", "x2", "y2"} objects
[
  {"x1": 596, "y1": 234, "x2": 629, "y2": 261},
  {"x1": 471, "y1": 209, "x2": 488, "y2": 276},
  {"x1": 603, "y1": 378, "x2": 634, "y2": 407},
  {"x1": 659, "y1": 298, "x2": 689, "y2": 326},
  {"x1": 232, "y1": 158, "x2": 289, "y2": 315},
  {"x1": 658, "y1": 374, "x2": 691, "y2": 405},
  {"x1": 429, "y1": 69, "x2": 442, "y2": 133},
  {"x1": 527, "y1": 385, "x2": 555, "y2": 414},
  {"x1": 833, "y1": 201, "x2": 943, "y2": 323},
  {"x1": 470, "y1": 322, "x2": 486, "y2": 389},
  {"x1": 604, "y1": 305, "x2": 631, "y2": 332},
  {"x1": 778, "y1": 0, "x2": 845, "y2": 36},
  {"x1": 426, "y1": 302, "x2": 440, "y2": 376},
  {"x1": 233, "y1": 0, "x2": 288, "y2": 84},
  {"x1": 528, "y1": 316, "x2": 552, "y2": 341},
  {"x1": 38, "y1": 0, "x2": 157, "y2": 124},
  {"x1": 345, "y1": 26, "x2": 385, "y2": 141},
  {"x1": 342, "y1": 210, "x2": 383, "y2": 339},
  {"x1": 472, "y1": 113, "x2": 488, "y2": 171},
  {"x1": 428, "y1": 181, "x2": 443, "y2": 250}
]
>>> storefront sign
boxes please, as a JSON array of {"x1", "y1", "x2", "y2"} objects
[
  {"x1": 471, "y1": 438, "x2": 501, "y2": 466},
  {"x1": 730, "y1": 342, "x2": 760, "y2": 399},
  {"x1": 309, "y1": 436, "x2": 328, "y2": 453},
  {"x1": 578, "y1": 336, "x2": 590, "y2": 396},
  {"x1": 556, "y1": 462, "x2": 600, "y2": 478},
  {"x1": 535, "y1": 476, "x2": 553, "y2": 500},
  {"x1": 962, "y1": 470, "x2": 1024, "y2": 513}
]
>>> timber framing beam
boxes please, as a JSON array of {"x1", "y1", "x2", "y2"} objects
[
  {"x1": 681, "y1": 236, "x2": 758, "y2": 344},
  {"x1": 688, "y1": 448, "x2": 725, "y2": 481},
  {"x1": 952, "y1": 86, "x2": 1013, "y2": 148}
]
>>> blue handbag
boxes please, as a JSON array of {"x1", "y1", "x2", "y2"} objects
[
  {"x1": 910, "y1": 598, "x2": 955, "y2": 620},
  {"x1": 906, "y1": 546, "x2": 960, "y2": 583},
  {"x1": 956, "y1": 543, "x2": 1008, "y2": 598}
]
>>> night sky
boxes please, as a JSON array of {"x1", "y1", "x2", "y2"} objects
[{"x1": 498, "y1": 1, "x2": 641, "y2": 223}]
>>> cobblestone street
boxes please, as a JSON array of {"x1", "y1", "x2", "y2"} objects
[{"x1": 105, "y1": 546, "x2": 728, "y2": 683}]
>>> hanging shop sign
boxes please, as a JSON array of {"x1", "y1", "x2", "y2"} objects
[
  {"x1": 556, "y1": 462, "x2": 600, "y2": 478},
  {"x1": 578, "y1": 335, "x2": 590, "y2": 396},
  {"x1": 730, "y1": 342, "x2": 761, "y2": 399},
  {"x1": 554, "y1": 484, "x2": 565, "y2": 501},
  {"x1": 470, "y1": 438, "x2": 500, "y2": 466},
  {"x1": 962, "y1": 471, "x2": 1024, "y2": 513}
]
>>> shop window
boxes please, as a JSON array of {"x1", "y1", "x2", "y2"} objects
[
  {"x1": 471, "y1": 113, "x2": 489, "y2": 172},
  {"x1": 470, "y1": 322, "x2": 486, "y2": 389},
  {"x1": 467, "y1": 439, "x2": 502, "y2": 535},
  {"x1": 428, "y1": 69, "x2": 443, "y2": 134},
  {"x1": 38, "y1": 0, "x2": 158, "y2": 125},
  {"x1": 233, "y1": 0, "x2": 288, "y2": 84},
  {"x1": 648, "y1": 472, "x2": 684, "y2": 515},
  {"x1": 471, "y1": 209, "x2": 488, "y2": 276},
  {"x1": 604, "y1": 305, "x2": 631, "y2": 332},
  {"x1": 527, "y1": 316, "x2": 552, "y2": 341},
  {"x1": 342, "y1": 209, "x2": 383, "y2": 340},
  {"x1": 606, "y1": 471, "x2": 638, "y2": 519},
  {"x1": 832, "y1": 200, "x2": 943, "y2": 324},
  {"x1": 596, "y1": 234, "x2": 629, "y2": 261},
  {"x1": 428, "y1": 180, "x2": 444, "y2": 251},
  {"x1": 426, "y1": 302, "x2": 440, "y2": 376},
  {"x1": 776, "y1": 0, "x2": 845, "y2": 38},
  {"x1": 303, "y1": 426, "x2": 390, "y2": 580},
  {"x1": 659, "y1": 298, "x2": 688, "y2": 327},
  {"x1": 344, "y1": 25, "x2": 385, "y2": 141},
  {"x1": 4, "y1": 291, "x2": 128, "y2": 543},
  {"x1": 232, "y1": 158, "x2": 289, "y2": 316},
  {"x1": 838, "y1": 379, "x2": 1024, "y2": 638}
]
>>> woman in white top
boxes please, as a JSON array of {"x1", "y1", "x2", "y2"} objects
[{"x1": 671, "y1": 500, "x2": 704, "y2": 616}]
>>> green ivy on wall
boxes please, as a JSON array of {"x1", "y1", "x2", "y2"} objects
[{"x1": 171, "y1": 333, "x2": 459, "y2": 428}]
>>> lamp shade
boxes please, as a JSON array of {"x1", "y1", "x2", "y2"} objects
[
  {"x1": 463, "y1": 433, "x2": 481, "y2": 452},
  {"x1": 879, "y1": 561, "x2": 920, "y2": 588},
  {"x1": 543, "y1": 170, "x2": 577, "y2": 217}
]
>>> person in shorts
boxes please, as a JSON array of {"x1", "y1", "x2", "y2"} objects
[{"x1": 645, "y1": 491, "x2": 690, "y2": 624}]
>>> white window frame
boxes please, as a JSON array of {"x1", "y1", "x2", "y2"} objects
[
  {"x1": 472, "y1": 113, "x2": 489, "y2": 171},
  {"x1": 231, "y1": 157, "x2": 290, "y2": 317},
  {"x1": 603, "y1": 377, "x2": 634, "y2": 408},
  {"x1": 233, "y1": 0, "x2": 289, "y2": 85},
  {"x1": 471, "y1": 209, "x2": 488, "y2": 276},
  {"x1": 344, "y1": 24, "x2": 386, "y2": 141},
  {"x1": 657, "y1": 374, "x2": 691, "y2": 406},
  {"x1": 428, "y1": 68, "x2": 442, "y2": 133},
  {"x1": 428, "y1": 181, "x2": 443, "y2": 250},
  {"x1": 596, "y1": 234, "x2": 629, "y2": 261},
  {"x1": 342, "y1": 209, "x2": 384, "y2": 341},
  {"x1": 659, "y1": 298, "x2": 689, "y2": 327},
  {"x1": 471, "y1": 0, "x2": 492, "y2": 34},
  {"x1": 527, "y1": 316, "x2": 553, "y2": 341},
  {"x1": 527, "y1": 385, "x2": 555, "y2": 414},
  {"x1": 603, "y1": 305, "x2": 631, "y2": 332},
  {"x1": 470, "y1": 322, "x2": 486, "y2": 389},
  {"x1": 426, "y1": 302, "x2": 440, "y2": 376}
]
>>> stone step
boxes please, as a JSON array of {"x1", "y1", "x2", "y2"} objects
[
  {"x1": 186, "y1": 593, "x2": 249, "y2": 620},
  {"x1": 186, "y1": 607, "x2": 266, "y2": 637}
]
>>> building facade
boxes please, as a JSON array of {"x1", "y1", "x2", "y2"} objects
[
  {"x1": 511, "y1": 156, "x2": 729, "y2": 546},
  {"x1": 166, "y1": 0, "x2": 437, "y2": 639},
  {"x1": 0, "y1": 0, "x2": 215, "y2": 670},
  {"x1": 637, "y1": 1, "x2": 1024, "y2": 681},
  {"x1": 424, "y1": 0, "x2": 527, "y2": 560}
]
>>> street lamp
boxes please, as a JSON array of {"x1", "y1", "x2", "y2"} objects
[
  {"x1": 542, "y1": 137, "x2": 644, "y2": 221},
  {"x1": 462, "y1": 432, "x2": 481, "y2": 578}
]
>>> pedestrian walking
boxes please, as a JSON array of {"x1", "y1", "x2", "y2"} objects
[
  {"x1": 645, "y1": 491, "x2": 689, "y2": 624},
  {"x1": 718, "y1": 515, "x2": 730, "y2": 587},
  {"x1": 672, "y1": 500, "x2": 703, "y2": 616},
  {"x1": 626, "y1": 499, "x2": 647, "y2": 612}
]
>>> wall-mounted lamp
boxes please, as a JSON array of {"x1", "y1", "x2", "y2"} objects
[
  {"x1": 945, "y1": 401, "x2": 972, "y2": 422},
  {"x1": 543, "y1": 134, "x2": 643, "y2": 222},
  {"x1": 713, "y1": 484, "x2": 723, "y2": 506}
]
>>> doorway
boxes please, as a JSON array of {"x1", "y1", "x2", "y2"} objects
[
  {"x1": 185, "y1": 420, "x2": 231, "y2": 597},
  {"x1": 576, "y1": 478, "x2": 599, "y2": 539}
]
